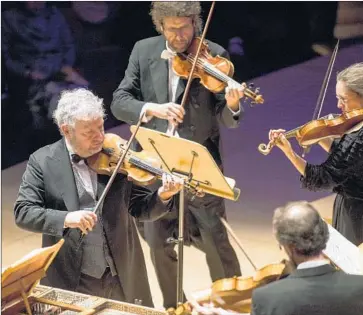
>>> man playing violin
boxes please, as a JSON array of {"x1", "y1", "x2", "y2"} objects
[
  {"x1": 268, "y1": 62, "x2": 363, "y2": 246},
  {"x1": 14, "y1": 88, "x2": 183, "y2": 307},
  {"x1": 251, "y1": 201, "x2": 363, "y2": 315},
  {"x1": 111, "y1": 1, "x2": 244, "y2": 309}
]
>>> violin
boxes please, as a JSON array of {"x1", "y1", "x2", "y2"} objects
[
  {"x1": 86, "y1": 133, "x2": 203, "y2": 195},
  {"x1": 208, "y1": 259, "x2": 293, "y2": 313},
  {"x1": 163, "y1": 37, "x2": 264, "y2": 106},
  {"x1": 258, "y1": 109, "x2": 363, "y2": 155},
  {"x1": 86, "y1": 133, "x2": 162, "y2": 185},
  {"x1": 167, "y1": 259, "x2": 293, "y2": 315}
]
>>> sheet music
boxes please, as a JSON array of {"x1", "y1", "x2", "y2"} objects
[{"x1": 323, "y1": 223, "x2": 363, "y2": 275}]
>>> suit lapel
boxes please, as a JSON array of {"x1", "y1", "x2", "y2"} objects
[
  {"x1": 50, "y1": 140, "x2": 79, "y2": 211},
  {"x1": 148, "y1": 38, "x2": 169, "y2": 104}
]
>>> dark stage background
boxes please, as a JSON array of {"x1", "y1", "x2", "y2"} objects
[{"x1": 1, "y1": 1, "x2": 357, "y2": 169}]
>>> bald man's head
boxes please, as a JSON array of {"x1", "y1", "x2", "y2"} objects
[{"x1": 273, "y1": 201, "x2": 329, "y2": 257}]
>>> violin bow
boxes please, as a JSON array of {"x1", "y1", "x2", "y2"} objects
[
  {"x1": 220, "y1": 217, "x2": 257, "y2": 271},
  {"x1": 76, "y1": 112, "x2": 147, "y2": 249},
  {"x1": 302, "y1": 40, "x2": 340, "y2": 157},
  {"x1": 170, "y1": 1, "x2": 216, "y2": 135}
]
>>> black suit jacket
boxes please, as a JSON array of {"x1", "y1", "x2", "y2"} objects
[
  {"x1": 251, "y1": 264, "x2": 363, "y2": 315},
  {"x1": 14, "y1": 139, "x2": 173, "y2": 307},
  {"x1": 111, "y1": 35, "x2": 243, "y2": 166}
]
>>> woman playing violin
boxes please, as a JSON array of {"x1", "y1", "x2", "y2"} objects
[
  {"x1": 269, "y1": 63, "x2": 363, "y2": 246},
  {"x1": 111, "y1": 1, "x2": 246, "y2": 309}
]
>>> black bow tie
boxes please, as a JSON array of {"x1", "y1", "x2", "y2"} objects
[{"x1": 71, "y1": 154, "x2": 85, "y2": 164}]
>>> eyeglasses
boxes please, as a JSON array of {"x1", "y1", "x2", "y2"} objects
[
  {"x1": 163, "y1": 24, "x2": 193, "y2": 35},
  {"x1": 336, "y1": 96, "x2": 349, "y2": 105}
]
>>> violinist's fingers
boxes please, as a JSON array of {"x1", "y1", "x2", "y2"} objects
[
  {"x1": 162, "y1": 172, "x2": 167, "y2": 184},
  {"x1": 168, "y1": 117, "x2": 179, "y2": 128},
  {"x1": 238, "y1": 88, "x2": 244, "y2": 99},
  {"x1": 83, "y1": 213, "x2": 97, "y2": 230},
  {"x1": 171, "y1": 175, "x2": 184, "y2": 191},
  {"x1": 166, "y1": 109, "x2": 183, "y2": 123},
  {"x1": 162, "y1": 173, "x2": 171, "y2": 191},
  {"x1": 268, "y1": 130, "x2": 274, "y2": 141},
  {"x1": 275, "y1": 133, "x2": 291, "y2": 150},
  {"x1": 174, "y1": 104, "x2": 185, "y2": 116},
  {"x1": 169, "y1": 104, "x2": 185, "y2": 119},
  {"x1": 78, "y1": 223, "x2": 88, "y2": 235},
  {"x1": 274, "y1": 129, "x2": 286, "y2": 139},
  {"x1": 231, "y1": 88, "x2": 241, "y2": 100},
  {"x1": 80, "y1": 217, "x2": 93, "y2": 232},
  {"x1": 269, "y1": 129, "x2": 286, "y2": 141}
]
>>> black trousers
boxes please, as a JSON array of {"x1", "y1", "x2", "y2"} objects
[
  {"x1": 138, "y1": 193, "x2": 242, "y2": 309},
  {"x1": 76, "y1": 268, "x2": 125, "y2": 302}
]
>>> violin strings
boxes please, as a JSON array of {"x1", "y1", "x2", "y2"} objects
[
  {"x1": 121, "y1": 155, "x2": 197, "y2": 192},
  {"x1": 114, "y1": 152, "x2": 199, "y2": 193},
  {"x1": 187, "y1": 54, "x2": 257, "y2": 98},
  {"x1": 187, "y1": 55, "x2": 233, "y2": 83},
  {"x1": 129, "y1": 157, "x2": 164, "y2": 176},
  {"x1": 112, "y1": 151, "x2": 164, "y2": 176}
]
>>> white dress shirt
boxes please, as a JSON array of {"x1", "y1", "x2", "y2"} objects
[{"x1": 65, "y1": 140, "x2": 97, "y2": 200}]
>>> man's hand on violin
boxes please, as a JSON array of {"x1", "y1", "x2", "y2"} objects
[
  {"x1": 64, "y1": 210, "x2": 98, "y2": 235},
  {"x1": 146, "y1": 102, "x2": 185, "y2": 126},
  {"x1": 158, "y1": 173, "x2": 184, "y2": 202},
  {"x1": 269, "y1": 129, "x2": 293, "y2": 154},
  {"x1": 225, "y1": 82, "x2": 246, "y2": 111}
]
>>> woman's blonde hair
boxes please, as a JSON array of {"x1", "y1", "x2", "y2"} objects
[{"x1": 337, "y1": 62, "x2": 363, "y2": 98}]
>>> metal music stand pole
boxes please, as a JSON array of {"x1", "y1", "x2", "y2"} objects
[{"x1": 130, "y1": 125, "x2": 240, "y2": 307}]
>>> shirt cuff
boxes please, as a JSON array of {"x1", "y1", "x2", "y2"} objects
[
  {"x1": 140, "y1": 103, "x2": 154, "y2": 123},
  {"x1": 159, "y1": 196, "x2": 172, "y2": 204},
  {"x1": 228, "y1": 102, "x2": 242, "y2": 117}
]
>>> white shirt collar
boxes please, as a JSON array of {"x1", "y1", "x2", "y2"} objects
[
  {"x1": 346, "y1": 120, "x2": 363, "y2": 134},
  {"x1": 166, "y1": 41, "x2": 177, "y2": 55},
  {"x1": 297, "y1": 259, "x2": 330, "y2": 270}
]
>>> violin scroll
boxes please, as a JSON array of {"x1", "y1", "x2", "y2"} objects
[
  {"x1": 257, "y1": 141, "x2": 274, "y2": 155},
  {"x1": 245, "y1": 83, "x2": 264, "y2": 106}
]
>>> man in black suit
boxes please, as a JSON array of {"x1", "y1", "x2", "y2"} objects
[
  {"x1": 111, "y1": 1, "x2": 245, "y2": 309},
  {"x1": 251, "y1": 201, "x2": 363, "y2": 315},
  {"x1": 14, "y1": 88, "x2": 183, "y2": 307}
]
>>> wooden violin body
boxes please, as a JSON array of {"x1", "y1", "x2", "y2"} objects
[
  {"x1": 168, "y1": 260, "x2": 293, "y2": 315},
  {"x1": 296, "y1": 109, "x2": 363, "y2": 146},
  {"x1": 86, "y1": 133, "x2": 163, "y2": 186},
  {"x1": 173, "y1": 37, "x2": 234, "y2": 93},
  {"x1": 169, "y1": 37, "x2": 264, "y2": 105},
  {"x1": 259, "y1": 109, "x2": 363, "y2": 155},
  {"x1": 209, "y1": 260, "x2": 292, "y2": 313}
]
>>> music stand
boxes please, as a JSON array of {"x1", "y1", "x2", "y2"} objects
[
  {"x1": 130, "y1": 126, "x2": 240, "y2": 306},
  {"x1": 1, "y1": 239, "x2": 64, "y2": 315}
]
